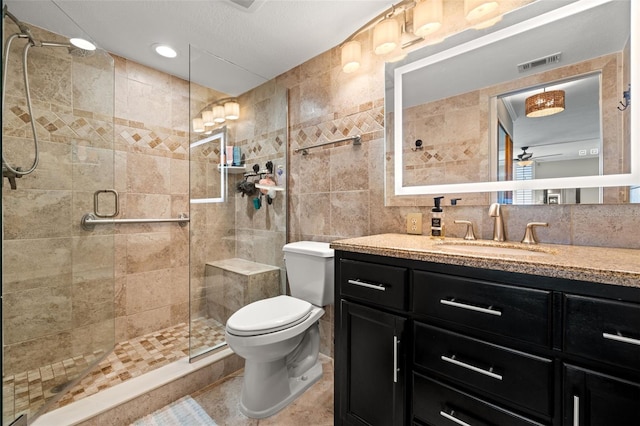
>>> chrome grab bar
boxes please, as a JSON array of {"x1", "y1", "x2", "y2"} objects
[{"x1": 81, "y1": 213, "x2": 189, "y2": 231}]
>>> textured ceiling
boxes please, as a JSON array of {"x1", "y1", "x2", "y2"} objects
[{"x1": 5, "y1": 0, "x2": 391, "y2": 95}]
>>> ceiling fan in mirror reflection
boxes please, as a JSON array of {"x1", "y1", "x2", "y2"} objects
[{"x1": 514, "y1": 147, "x2": 561, "y2": 167}]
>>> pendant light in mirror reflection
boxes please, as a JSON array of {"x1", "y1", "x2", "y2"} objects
[
  {"x1": 340, "y1": 0, "x2": 502, "y2": 73},
  {"x1": 525, "y1": 90, "x2": 566, "y2": 118},
  {"x1": 192, "y1": 98, "x2": 240, "y2": 134}
]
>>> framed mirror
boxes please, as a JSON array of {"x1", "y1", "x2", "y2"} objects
[{"x1": 385, "y1": 0, "x2": 638, "y2": 206}]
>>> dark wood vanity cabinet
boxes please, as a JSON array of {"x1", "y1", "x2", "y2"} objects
[
  {"x1": 336, "y1": 258, "x2": 409, "y2": 425},
  {"x1": 563, "y1": 364, "x2": 640, "y2": 425},
  {"x1": 339, "y1": 300, "x2": 407, "y2": 425},
  {"x1": 334, "y1": 250, "x2": 640, "y2": 426}
]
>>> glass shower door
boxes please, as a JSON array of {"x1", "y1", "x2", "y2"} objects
[{"x1": 2, "y1": 14, "x2": 115, "y2": 425}]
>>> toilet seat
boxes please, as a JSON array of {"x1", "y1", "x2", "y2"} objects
[{"x1": 226, "y1": 295, "x2": 313, "y2": 336}]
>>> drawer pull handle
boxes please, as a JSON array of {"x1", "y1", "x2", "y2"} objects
[
  {"x1": 348, "y1": 279, "x2": 386, "y2": 291},
  {"x1": 603, "y1": 332, "x2": 640, "y2": 346},
  {"x1": 393, "y1": 336, "x2": 400, "y2": 383},
  {"x1": 573, "y1": 395, "x2": 580, "y2": 426},
  {"x1": 440, "y1": 299, "x2": 502, "y2": 316},
  {"x1": 439, "y1": 411, "x2": 472, "y2": 426},
  {"x1": 441, "y1": 355, "x2": 503, "y2": 381}
]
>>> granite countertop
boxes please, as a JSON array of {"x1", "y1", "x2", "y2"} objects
[{"x1": 330, "y1": 234, "x2": 640, "y2": 289}]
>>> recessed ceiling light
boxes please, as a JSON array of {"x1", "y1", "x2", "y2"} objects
[
  {"x1": 70, "y1": 38, "x2": 96, "y2": 51},
  {"x1": 154, "y1": 44, "x2": 177, "y2": 58}
]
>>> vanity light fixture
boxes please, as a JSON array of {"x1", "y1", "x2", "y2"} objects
[
  {"x1": 525, "y1": 90, "x2": 565, "y2": 118},
  {"x1": 341, "y1": 40, "x2": 362, "y2": 73},
  {"x1": 373, "y1": 16, "x2": 400, "y2": 55},
  {"x1": 413, "y1": 0, "x2": 443, "y2": 37},
  {"x1": 340, "y1": 0, "x2": 501, "y2": 74},
  {"x1": 202, "y1": 110, "x2": 215, "y2": 126},
  {"x1": 212, "y1": 105, "x2": 226, "y2": 123},
  {"x1": 192, "y1": 117, "x2": 205, "y2": 133},
  {"x1": 224, "y1": 101, "x2": 240, "y2": 120},
  {"x1": 154, "y1": 44, "x2": 177, "y2": 58},
  {"x1": 464, "y1": 0, "x2": 499, "y2": 22},
  {"x1": 192, "y1": 98, "x2": 240, "y2": 134}
]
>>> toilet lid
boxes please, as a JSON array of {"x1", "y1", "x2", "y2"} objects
[{"x1": 226, "y1": 295, "x2": 313, "y2": 336}]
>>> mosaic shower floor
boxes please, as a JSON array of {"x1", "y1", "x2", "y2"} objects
[{"x1": 2, "y1": 317, "x2": 226, "y2": 425}]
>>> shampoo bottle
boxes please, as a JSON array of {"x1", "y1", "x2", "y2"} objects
[{"x1": 430, "y1": 196, "x2": 445, "y2": 239}]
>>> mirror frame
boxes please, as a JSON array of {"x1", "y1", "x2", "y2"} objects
[
  {"x1": 190, "y1": 127, "x2": 227, "y2": 204},
  {"x1": 392, "y1": 0, "x2": 638, "y2": 197}
]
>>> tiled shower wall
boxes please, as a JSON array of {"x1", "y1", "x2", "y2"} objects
[
  {"x1": 189, "y1": 79, "x2": 288, "y2": 329},
  {"x1": 112, "y1": 55, "x2": 193, "y2": 343},
  {"x1": 2, "y1": 23, "x2": 116, "y2": 374},
  {"x1": 234, "y1": 81, "x2": 288, "y2": 275},
  {"x1": 279, "y1": 0, "x2": 640, "y2": 357}
]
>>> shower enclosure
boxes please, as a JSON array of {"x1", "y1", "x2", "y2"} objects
[
  {"x1": 2, "y1": 7, "x2": 288, "y2": 425},
  {"x1": 2, "y1": 8, "x2": 116, "y2": 425}
]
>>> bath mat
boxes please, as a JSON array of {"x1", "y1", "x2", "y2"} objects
[{"x1": 131, "y1": 396, "x2": 217, "y2": 426}]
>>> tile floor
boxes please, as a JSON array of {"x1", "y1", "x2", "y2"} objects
[
  {"x1": 191, "y1": 354, "x2": 334, "y2": 426},
  {"x1": 2, "y1": 317, "x2": 225, "y2": 425}
]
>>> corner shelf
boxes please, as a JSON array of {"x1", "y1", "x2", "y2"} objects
[{"x1": 218, "y1": 164, "x2": 246, "y2": 174}]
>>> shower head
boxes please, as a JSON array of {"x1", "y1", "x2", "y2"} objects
[
  {"x1": 67, "y1": 45, "x2": 95, "y2": 58},
  {"x1": 39, "y1": 41, "x2": 96, "y2": 58}
]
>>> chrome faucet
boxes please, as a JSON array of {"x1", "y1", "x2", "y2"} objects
[{"x1": 489, "y1": 203, "x2": 505, "y2": 241}]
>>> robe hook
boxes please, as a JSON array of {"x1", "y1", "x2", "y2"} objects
[{"x1": 618, "y1": 84, "x2": 630, "y2": 111}]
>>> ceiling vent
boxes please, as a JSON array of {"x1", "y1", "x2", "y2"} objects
[
  {"x1": 226, "y1": 0, "x2": 266, "y2": 13},
  {"x1": 517, "y1": 52, "x2": 562, "y2": 73}
]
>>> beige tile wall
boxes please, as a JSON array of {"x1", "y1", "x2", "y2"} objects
[
  {"x1": 2, "y1": 23, "x2": 116, "y2": 374},
  {"x1": 112, "y1": 55, "x2": 194, "y2": 343}
]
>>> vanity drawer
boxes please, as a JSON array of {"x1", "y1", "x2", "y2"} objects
[
  {"x1": 413, "y1": 270, "x2": 551, "y2": 346},
  {"x1": 414, "y1": 323, "x2": 553, "y2": 417},
  {"x1": 413, "y1": 373, "x2": 547, "y2": 426},
  {"x1": 564, "y1": 294, "x2": 640, "y2": 372},
  {"x1": 339, "y1": 259, "x2": 408, "y2": 310}
]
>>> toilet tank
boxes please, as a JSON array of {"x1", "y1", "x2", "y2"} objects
[{"x1": 283, "y1": 241, "x2": 334, "y2": 306}]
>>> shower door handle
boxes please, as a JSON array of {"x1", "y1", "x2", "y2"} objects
[{"x1": 94, "y1": 189, "x2": 119, "y2": 218}]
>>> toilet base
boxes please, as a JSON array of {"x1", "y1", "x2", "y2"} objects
[{"x1": 239, "y1": 359, "x2": 323, "y2": 419}]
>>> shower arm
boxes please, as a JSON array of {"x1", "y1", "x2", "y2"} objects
[{"x1": 3, "y1": 6, "x2": 38, "y2": 46}]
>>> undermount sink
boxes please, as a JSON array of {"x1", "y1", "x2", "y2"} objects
[{"x1": 435, "y1": 240, "x2": 556, "y2": 257}]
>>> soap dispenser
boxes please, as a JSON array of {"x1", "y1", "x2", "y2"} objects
[{"x1": 431, "y1": 196, "x2": 445, "y2": 239}]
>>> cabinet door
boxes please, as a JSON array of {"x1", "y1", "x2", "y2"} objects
[
  {"x1": 563, "y1": 364, "x2": 640, "y2": 425},
  {"x1": 339, "y1": 300, "x2": 406, "y2": 426}
]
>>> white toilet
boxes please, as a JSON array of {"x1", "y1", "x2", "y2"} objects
[{"x1": 224, "y1": 241, "x2": 334, "y2": 419}]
